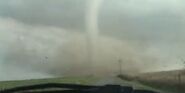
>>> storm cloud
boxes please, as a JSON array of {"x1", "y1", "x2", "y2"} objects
[{"x1": 0, "y1": 0, "x2": 185, "y2": 81}]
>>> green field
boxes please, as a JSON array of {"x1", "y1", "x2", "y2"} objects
[
  {"x1": 0, "y1": 76, "x2": 99, "y2": 89},
  {"x1": 129, "y1": 70, "x2": 185, "y2": 93},
  {"x1": 0, "y1": 76, "x2": 164, "y2": 93},
  {"x1": 2, "y1": 75, "x2": 178, "y2": 93}
]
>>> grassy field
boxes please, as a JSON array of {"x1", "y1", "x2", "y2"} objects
[
  {"x1": 1, "y1": 74, "x2": 177, "y2": 93},
  {"x1": 134, "y1": 69, "x2": 185, "y2": 93},
  {"x1": 0, "y1": 75, "x2": 163, "y2": 93},
  {"x1": 0, "y1": 76, "x2": 99, "y2": 90}
]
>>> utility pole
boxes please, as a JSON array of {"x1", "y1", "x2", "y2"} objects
[
  {"x1": 177, "y1": 73, "x2": 181, "y2": 90},
  {"x1": 118, "y1": 59, "x2": 122, "y2": 75}
]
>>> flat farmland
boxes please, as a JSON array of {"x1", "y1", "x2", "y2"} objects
[{"x1": 135, "y1": 69, "x2": 185, "y2": 93}]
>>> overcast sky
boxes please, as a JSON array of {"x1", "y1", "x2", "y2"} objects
[
  {"x1": 1, "y1": 0, "x2": 185, "y2": 81},
  {"x1": 0, "y1": 0, "x2": 185, "y2": 42}
]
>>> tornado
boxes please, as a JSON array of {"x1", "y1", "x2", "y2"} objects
[{"x1": 85, "y1": 0, "x2": 103, "y2": 76}]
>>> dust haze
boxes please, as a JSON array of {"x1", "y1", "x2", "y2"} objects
[
  {"x1": 0, "y1": 17, "x2": 182, "y2": 81},
  {"x1": 0, "y1": 0, "x2": 185, "y2": 81}
]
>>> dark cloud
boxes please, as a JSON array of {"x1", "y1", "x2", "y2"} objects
[
  {"x1": 0, "y1": 0, "x2": 86, "y2": 30},
  {"x1": 0, "y1": 0, "x2": 185, "y2": 80}
]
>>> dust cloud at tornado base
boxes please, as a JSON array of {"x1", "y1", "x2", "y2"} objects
[{"x1": 0, "y1": 17, "x2": 183, "y2": 81}]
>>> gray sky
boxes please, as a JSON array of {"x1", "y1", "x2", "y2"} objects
[
  {"x1": 1, "y1": 0, "x2": 185, "y2": 81},
  {"x1": 0, "y1": 0, "x2": 185, "y2": 42}
]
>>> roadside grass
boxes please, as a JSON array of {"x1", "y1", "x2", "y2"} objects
[
  {"x1": 118, "y1": 69, "x2": 185, "y2": 93},
  {"x1": 137, "y1": 79, "x2": 185, "y2": 93},
  {"x1": 0, "y1": 76, "x2": 98, "y2": 89},
  {"x1": 0, "y1": 74, "x2": 175, "y2": 93}
]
